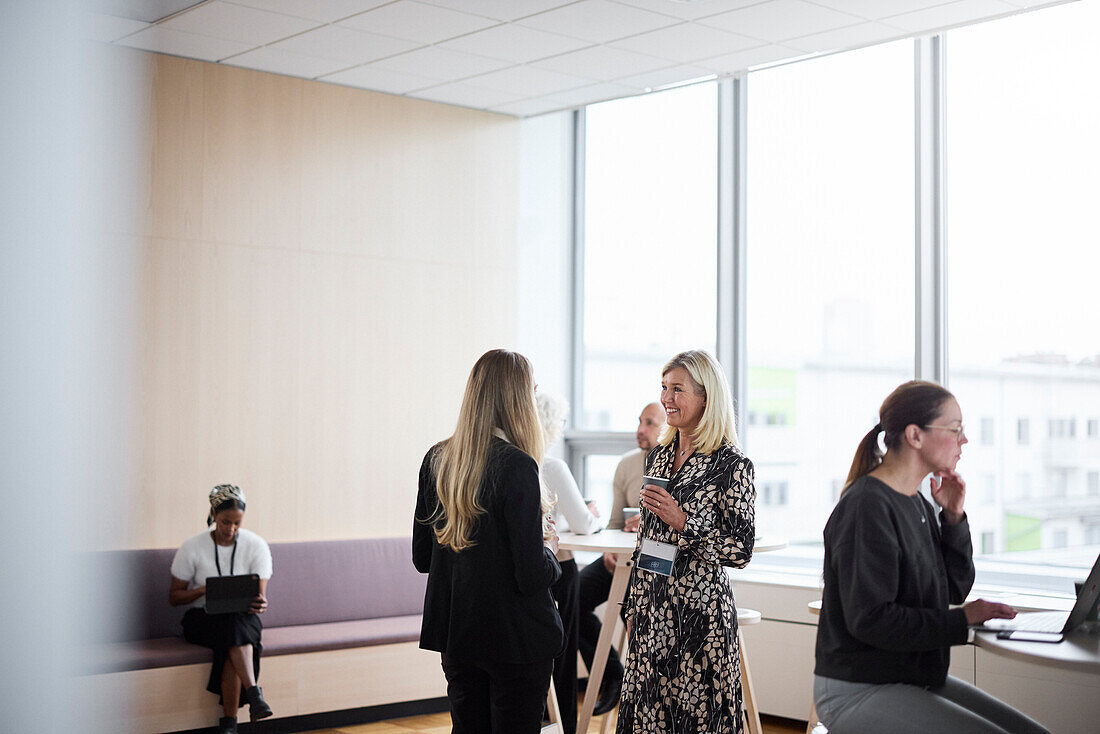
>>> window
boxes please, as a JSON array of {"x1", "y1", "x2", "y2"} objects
[
  {"x1": 1088, "y1": 472, "x2": 1099, "y2": 497},
  {"x1": 980, "y1": 417, "x2": 994, "y2": 446},
  {"x1": 581, "y1": 83, "x2": 717, "y2": 430},
  {"x1": 1089, "y1": 419, "x2": 1098, "y2": 438},
  {"x1": 746, "y1": 40, "x2": 914, "y2": 544},
  {"x1": 981, "y1": 531, "x2": 995, "y2": 555},
  {"x1": 947, "y1": 1, "x2": 1100, "y2": 570},
  {"x1": 980, "y1": 474, "x2": 996, "y2": 505}
]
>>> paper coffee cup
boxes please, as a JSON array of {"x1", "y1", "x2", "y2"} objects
[{"x1": 643, "y1": 475, "x2": 669, "y2": 489}]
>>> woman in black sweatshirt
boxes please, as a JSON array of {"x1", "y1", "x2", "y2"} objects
[{"x1": 814, "y1": 380, "x2": 1049, "y2": 734}]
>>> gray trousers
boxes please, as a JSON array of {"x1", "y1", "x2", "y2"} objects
[{"x1": 814, "y1": 675, "x2": 1051, "y2": 734}]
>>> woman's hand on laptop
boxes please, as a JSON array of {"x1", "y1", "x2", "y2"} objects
[
  {"x1": 249, "y1": 594, "x2": 269, "y2": 614},
  {"x1": 965, "y1": 599, "x2": 1017, "y2": 625}
]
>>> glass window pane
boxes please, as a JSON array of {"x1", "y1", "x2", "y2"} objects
[
  {"x1": 582, "y1": 83, "x2": 717, "y2": 430},
  {"x1": 746, "y1": 41, "x2": 915, "y2": 545},
  {"x1": 583, "y1": 454, "x2": 624, "y2": 517},
  {"x1": 947, "y1": 1, "x2": 1100, "y2": 573}
]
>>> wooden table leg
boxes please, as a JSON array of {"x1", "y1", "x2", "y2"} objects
[
  {"x1": 576, "y1": 555, "x2": 633, "y2": 734},
  {"x1": 739, "y1": 629, "x2": 763, "y2": 734}
]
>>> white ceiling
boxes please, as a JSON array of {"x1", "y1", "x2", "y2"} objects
[{"x1": 86, "y1": 0, "x2": 1070, "y2": 117}]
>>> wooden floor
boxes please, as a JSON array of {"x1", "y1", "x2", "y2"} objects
[{"x1": 302, "y1": 710, "x2": 807, "y2": 733}]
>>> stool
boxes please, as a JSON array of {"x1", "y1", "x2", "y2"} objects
[
  {"x1": 738, "y1": 607, "x2": 763, "y2": 734},
  {"x1": 806, "y1": 601, "x2": 827, "y2": 734}
]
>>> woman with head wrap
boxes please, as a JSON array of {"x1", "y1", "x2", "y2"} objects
[{"x1": 169, "y1": 484, "x2": 274, "y2": 734}]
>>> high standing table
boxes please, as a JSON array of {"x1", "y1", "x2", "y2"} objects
[
  {"x1": 972, "y1": 626, "x2": 1100, "y2": 673},
  {"x1": 558, "y1": 530, "x2": 788, "y2": 734}
]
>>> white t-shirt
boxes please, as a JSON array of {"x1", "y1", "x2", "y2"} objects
[{"x1": 170, "y1": 527, "x2": 273, "y2": 608}]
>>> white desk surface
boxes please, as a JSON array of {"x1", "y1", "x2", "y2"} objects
[
  {"x1": 972, "y1": 627, "x2": 1100, "y2": 673},
  {"x1": 558, "y1": 530, "x2": 787, "y2": 554}
]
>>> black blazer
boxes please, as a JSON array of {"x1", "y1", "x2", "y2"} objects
[{"x1": 414, "y1": 437, "x2": 563, "y2": 664}]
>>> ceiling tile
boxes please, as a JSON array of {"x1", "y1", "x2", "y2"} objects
[
  {"x1": 463, "y1": 65, "x2": 595, "y2": 96},
  {"x1": 272, "y1": 25, "x2": 421, "y2": 64},
  {"x1": 225, "y1": 0, "x2": 393, "y2": 22},
  {"x1": 547, "y1": 80, "x2": 641, "y2": 107},
  {"x1": 417, "y1": 0, "x2": 578, "y2": 22},
  {"x1": 809, "y1": 0, "x2": 962, "y2": 21},
  {"x1": 517, "y1": 0, "x2": 678, "y2": 43},
  {"x1": 783, "y1": 21, "x2": 906, "y2": 54},
  {"x1": 532, "y1": 45, "x2": 670, "y2": 80},
  {"x1": 884, "y1": 0, "x2": 1019, "y2": 32},
  {"x1": 694, "y1": 43, "x2": 801, "y2": 75},
  {"x1": 488, "y1": 98, "x2": 571, "y2": 116},
  {"x1": 369, "y1": 46, "x2": 514, "y2": 81},
  {"x1": 438, "y1": 24, "x2": 592, "y2": 63},
  {"x1": 613, "y1": 63, "x2": 716, "y2": 91},
  {"x1": 116, "y1": 26, "x2": 255, "y2": 61},
  {"x1": 610, "y1": 20, "x2": 761, "y2": 62},
  {"x1": 608, "y1": 0, "x2": 765, "y2": 21},
  {"x1": 159, "y1": 1, "x2": 319, "y2": 47},
  {"x1": 321, "y1": 64, "x2": 441, "y2": 94},
  {"x1": 407, "y1": 81, "x2": 522, "y2": 110},
  {"x1": 339, "y1": 1, "x2": 499, "y2": 44},
  {"x1": 84, "y1": 12, "x2": 149, "y2": 42},
  {"x1": 699, "y1": 0, "x2": 863, "y2": 43},
  {"x1": 221, "y1": 46, "x2": 349, "y2": 78}
]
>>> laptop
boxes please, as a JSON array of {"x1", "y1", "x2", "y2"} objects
[
  {"x1": 205, "y1": 574, "x2": 260, "y2": 615},
  {"x1": 980, "y1": 553, "x2": 1100, "y2": 643}
]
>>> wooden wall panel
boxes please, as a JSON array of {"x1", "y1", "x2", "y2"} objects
[{"x1": 106, "y1": 50, "x2": 520, "y2": 550}]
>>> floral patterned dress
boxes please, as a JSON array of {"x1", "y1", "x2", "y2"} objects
[{"x1": 617, "y1": 437, "x2": 756, "y2": 734}]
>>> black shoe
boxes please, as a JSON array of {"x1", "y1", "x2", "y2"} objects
[
  {"x1": 245, "y1": 685, "x2": 273, "y2": 721},
  {"x1": 216, "y1": 716, "x2": 238, "y2": 734},
  {"x1": 591, "y1": 671, "x2": 623, "y2": 716}
]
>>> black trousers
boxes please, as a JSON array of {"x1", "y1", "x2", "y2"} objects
[
  {"x1": 181, "y1": 607, "x2": 262, "y2": 703},
  {"x1": 550, "y1": 558, "x2": 579, "y2": 734},
  {"x1": 577, "y1": 556, "x2": 623, "y2": 684},
  {"x1": 442, "y1": 654, "x2": 554, "y2": 734}
]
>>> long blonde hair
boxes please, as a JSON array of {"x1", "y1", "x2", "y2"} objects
[
  {"x1": 658, "y1": 350, "x2": 739, "y2": 454},
  {"x1": 432, "y1": 349, "x2": 548, "y2": 552}
]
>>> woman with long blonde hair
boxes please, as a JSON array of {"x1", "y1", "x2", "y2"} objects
[
  {"x1": 618, "y1": 349, "x2": 756, "y2": 734},
  {"x1": 413, "y1": 349, "x2": 564, "y2": 734}
]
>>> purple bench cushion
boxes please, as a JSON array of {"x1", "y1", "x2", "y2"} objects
[
  {"x1": 262, "y1": 615, "x2": 423, "y2": 656},
  {"x1": 263, "y1": 539, "x2": 426, "y2": 627},
  {"x1": 81, "y1": 616, "x2": 424, "y2": 674}
]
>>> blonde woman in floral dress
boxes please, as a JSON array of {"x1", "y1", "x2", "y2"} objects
[{"x1": 618, "y1": 350, "x2": 756, "y2": 734}]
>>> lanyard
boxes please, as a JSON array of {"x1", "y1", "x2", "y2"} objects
[{"x1": 213, "y1": 535, "x2": 238, "y2": 577}]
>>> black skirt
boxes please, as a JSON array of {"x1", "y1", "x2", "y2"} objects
[{"x1": 182, "y1": 607, "x2": 263, "y2": 703}]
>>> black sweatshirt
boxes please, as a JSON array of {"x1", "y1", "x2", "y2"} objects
[{"x1": 814, "y1": 475, "x2": 975, "y2": 687}]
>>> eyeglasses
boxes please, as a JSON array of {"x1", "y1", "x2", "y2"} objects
[{"x1": 923, "y1": 424, "x2": 966, "y2": 441}]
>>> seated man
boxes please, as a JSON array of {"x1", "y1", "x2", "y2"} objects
[{"x1": 577, "y1": 402, "x2": 664, "y2": 715}]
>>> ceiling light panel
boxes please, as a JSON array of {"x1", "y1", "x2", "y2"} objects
[
  {"x1": 438, "y1": 24, "x2": 592, "y2": 63},
  {"x1": 610, "y1": 20, "x2": 761, "y2": 62},
  {"x1": 339, "y1": 1, "x2": 499, "y2": 44},
  {"x1": 158, "y1": 1, "x2": 317, "y2": 46},
  {"x1": 224, "y1": 0, "x2": 393, "y2": 23},
  {"x1": 698, "y1": 0, "x2": 862, "y2": 43},
  {"x1": 517, "y1": 0, "x2": 679, "y2": 43},
  {"x1": 272, "y1": 25, "x2": 420, "y2": 64}
]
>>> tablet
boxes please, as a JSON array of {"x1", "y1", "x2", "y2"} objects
[{"x1": 205, "y1": 574, "x2": 259, "y2": 615}]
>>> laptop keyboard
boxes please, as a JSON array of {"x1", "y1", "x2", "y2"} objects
[{"x1": 1005, "y1": 611, "x2": 1069, "y2": 633}]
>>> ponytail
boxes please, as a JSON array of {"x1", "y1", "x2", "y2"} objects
[
  {"x1": 843, "y1": 380, "x2": 955, "y2": 494},
  {"x1": 843, "y1": 424, "x2": 883, "y2": 491}
]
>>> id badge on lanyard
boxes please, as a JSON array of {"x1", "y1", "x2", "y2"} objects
[{"x1": 637, "y1": 537, "x2": 678, "y2": 576}]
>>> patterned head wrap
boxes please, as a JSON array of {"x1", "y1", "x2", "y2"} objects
[{"x1": 207, "y1": 484, "x2": 246, "y2": 525}]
